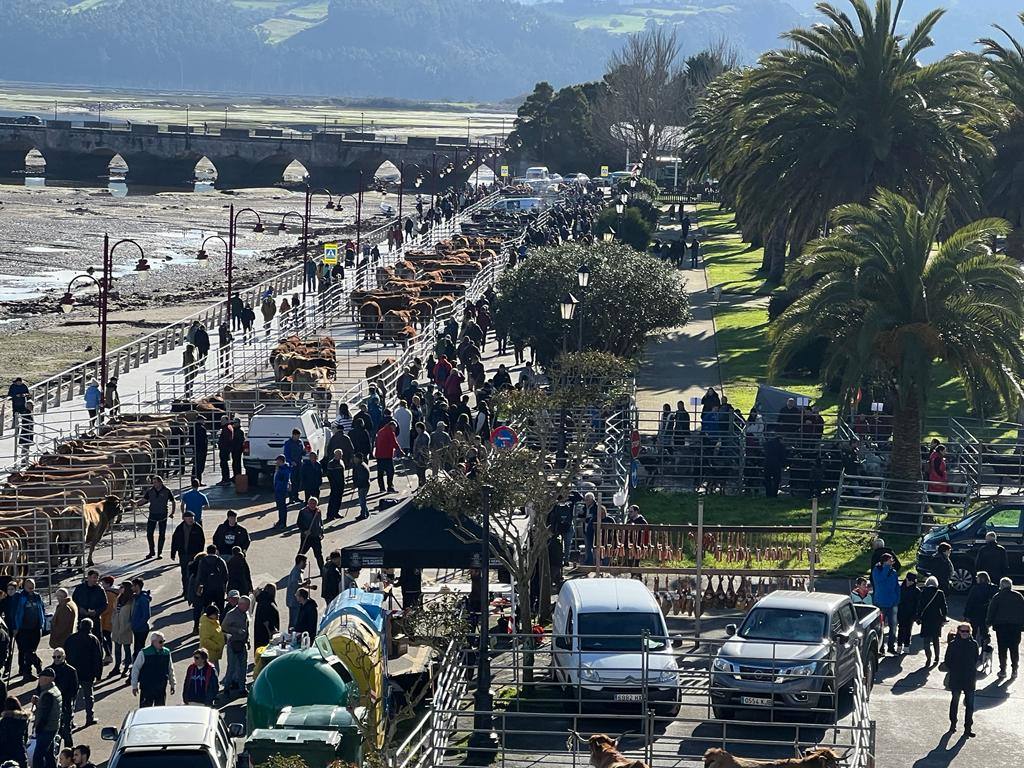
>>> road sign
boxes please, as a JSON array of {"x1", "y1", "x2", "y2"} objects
[
  {"x1": 490, "y1": 425, "x2": 519, "y2": 450},
  {"x1": 323, "y1": 243, "x2": 338, "y2": 265},
  {"x1": 500, "y1": 165, "x2": 510, "y2": 178},
  {"x1": 600, "y1": 165, "x2": 609, "y2": 177},
  {"x1": 630, "y1": 459, "x2": 639, "y2": 488},
  {"x1": 630, "y1": 428, "x2": 641, "y2": 458}
]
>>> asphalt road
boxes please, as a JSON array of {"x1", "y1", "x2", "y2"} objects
[{"x1": 9, "y1": 477, "x2": 1023, "y2": 768}]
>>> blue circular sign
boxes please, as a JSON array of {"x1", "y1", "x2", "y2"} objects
[
  {"x1": 490, "y1": 425, "x2": 519, "y2": 450},
  {"x1": 630, "y1": 459, "x2": 639, "y2": 488}
]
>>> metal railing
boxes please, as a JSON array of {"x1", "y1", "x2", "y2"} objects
[
  {"x1": 831, "y1": 472, "x2": 973, "y2": 537},
  {"x1": 400, "y1": 631, "x2": 875, "y2": 768}
]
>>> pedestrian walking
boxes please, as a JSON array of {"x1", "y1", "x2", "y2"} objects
[
  {"x1": 194, "y1": 322, "x2": 210, "y2": 367},
  {"x1": 689, "y1": 238, "x2": 700, "y2": 268},
  {"x1": 182, "y1": 648, "x2": 219, "y2": 707},
  {"x1": 285, "y1": 556, "x2": 311, "y2": 630},
  {"x1": 325, "y1": 449, "x2": 346, "y2": 522},
  {"x1": 182, "y1": 344, "x2": 198, "y2": 398},
  {"x1": 217, "y1": 417, "x2": 234, "y2": 486},
  {"x1": 103, "y1": 377, "x2": 120, "y2": 418},
  {"x1": 12, "y1": 579, "x2": 44, "y2": 681},
  {"x1": 298, "y1": 452, "x2": 324, "y2": 502},
  {"x1": 198, "y1": 605, "x2": 225, "y2": 673},
  {"x1": 62, "y1": 620, "x2": 100, "y2": 728},
  {"x1": 48, "y1": 650, "x2": 76, "y2": 748},
  {"x1": 253, "y1": 585, "x2": 279, "y2": 652},
  {"x1": 222, "y1": 595, "x2": 250, "y2": 697},
  {"x1": 180, "y1": 477, "x2": 210, "y2": 525},
  {"x1": 212, "y1": 510, "x2": 250, "y2": 558},
  {"x1": 352, "y1": 454, "x2": 370, "y2": 520},
  {"x1": 296, "y1": 498, "x2": 325, "y2": 572},
  {"x1": 260, "y1": 294, "x2": 277, "y2": 339},
  {"x1": 0, "y1": 696, "x2": 29, "y2": 768},
  {"x1": 896, "y1": 572, "x2": 920, "y2": 653},
  {"x1": 412, "y1": 422, "x2": 430, "y2": 487},
  {"x1": 192, "y1": 419, "x2": 209, "y2": 484},
  {"x1": 322, "y1": 551, "x2": 343, "y2": 607},
  {"x1": 129, "y1": 579, "x2": 152, "y2": 663},
  {"x1": 83, "y1": 380, "x2": 101, "y2": 427},
  {"x1": 48, "y1": 589, "x2": 77, "y2": 650},
  {"x1": 292, "y1": 589, "x2": 318, "y2": 638},
  {"x1": 70, "y1": 570, "x2": 105, "y2": 646},
  {"x1": 196, "y1": 545, "x2": 228, "y2": 616},
  {"x1": 917, "y1": 575, "x2": 947, "y2": 666},
  {"x1": 272, "y1": 455, "x2": 291, "y2": 529},
  {"x1": 975, "y1": 532, "x2": 1009, "y2": 583},
  {"x1": 30, "y1": 668, "x2": 61, "y2": 768},
  {"x1": 283, "y1": 429, "x2": 305, "y2": 503},
  {"x1": 130, "y1": 632, "x2": 176, "y2": 708},
  {"x1": 110, "y1": 582, "x2": 134, "y2": 678},
  {"x1": 240, "y1": 303, "x2": 256, "y2": 343},
  {"x1": 944, "y1": 623, "x2": 979, "y2": 738},
  {"x1": 99, "y1": 575, "x2": 117, "y2": 664},
  {"x1": 986, "y1": 576, "x2": 1024, "y2": 677},
  {"x1": 374, "y1": 420, "x2": 402, "y2": 494},
  {"x1": 230, "y1": 418, "x2": 245, "y2": 478},
  {"x1": 230, "y1": 295, "x2": 244, "y2": 332},
  {"x1": 871, "y1": 553, "x2": 900, "y2": 653},
  {"x1": 226, "y1": 548, "x2": 253, "y2": 596},
  {"x1": 964, "y1": 570, "x2": 998, "y2": 643},
  {"x1": 931, "y1": 542, "x2": 954, "y2": 594},
  {"x1": 141, "y1": 476, "x2": 175, "y2": 559},
  {"x1": 217, "y1": 323, "x2": 232, "y2": 376},
  {"x1": 170, "y1": 511, "x2": 206, "y2": 596}
]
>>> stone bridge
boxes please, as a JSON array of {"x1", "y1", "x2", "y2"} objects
[{"x1": 0, "y1": 118, "x2": 504, "y2": 190}]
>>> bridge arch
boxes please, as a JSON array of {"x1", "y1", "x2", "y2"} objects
[
  {"x1": 43, "y1": 145, "x2": 120, "y2": 183},
  {"x1": 0, "y1": 141, "x2": 39, "y2": 177}
]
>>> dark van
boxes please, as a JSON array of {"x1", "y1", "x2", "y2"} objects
[{"x1": 916, "y1": 501, "x2": 1024, "y2": 592}]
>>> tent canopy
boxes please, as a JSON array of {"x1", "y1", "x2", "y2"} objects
[{"x1": 341, "y1": 498, "x2": 497, "y2": 569}]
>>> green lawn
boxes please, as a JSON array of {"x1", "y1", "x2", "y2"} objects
[
  {"x1": 632, "y1": 489, "x2": 918, "y2": 577},
  {"x1": 697, "y1": 205, "x2": 772, "y2": 296}
]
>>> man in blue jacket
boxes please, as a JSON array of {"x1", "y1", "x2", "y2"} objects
[
  {"x1": 130, "y1": 578, "x2": 152, "y2": 663},
  {"x1": 12, "y1": 578, "x2": 45, "y2": 680},
  {"x1": 272, "y1": 455, "x2": 292, "y2": 529},
  {"x1": 871, "y1": 553, "x2": 900, "y2": 654}
]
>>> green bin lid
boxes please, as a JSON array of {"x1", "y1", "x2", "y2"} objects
[{"x1": 276, "y1": 705, "x2": 356, "y2": 732}]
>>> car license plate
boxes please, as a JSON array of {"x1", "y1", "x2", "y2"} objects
[
  {"x1": 614, "y1": 693, "x2": 643, "y2": 702},
  {"x1": 740, "y1": 696, "x2": 772, "y2": 707}
]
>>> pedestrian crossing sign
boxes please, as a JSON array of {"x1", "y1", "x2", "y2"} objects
[
  {"x1": 500, "y1": 165, "x2": 509, "y2": 177},
  {"x1": 600, "y1": 165, "x2": 609, "y2": 177},
  {"x1": 323, "y1": 243, "x2": 338, "y2": 265}
]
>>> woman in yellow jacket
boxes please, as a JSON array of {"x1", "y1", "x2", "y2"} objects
[{"x1": 199, "y1": 604, "x2": 226, "y2": 672}]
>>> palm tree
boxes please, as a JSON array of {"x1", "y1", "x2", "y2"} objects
[
  {"x1": 689, "y1": 0, "x2": 996, "y2": 278},
  {"x1": 980, "y1": 13, "x2": 1024, "y2": 258},
  {"x1": 769, "y1": 188, "x2": 1024, "y2": 483}
]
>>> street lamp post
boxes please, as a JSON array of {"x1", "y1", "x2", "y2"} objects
[
  {"x1": 299, "y1": 186, "x2": 336, "y2": 300},
  {"x1": 356, "y1": 170, "x2": 364, "y2": 260},
  {"x1": 430, "y1": 153, "x2": 438, "y2": 210},
  {"x1": 557, "y1": 293, "x2": 577, "y2": 461},
  {"x1": 59, "y1": 235, "x2": 149, "y2": 390},
  {"x1": 226, "y1": 204, "x2": 264, "y2": 314},
  {"x1": 468, "y1": 484, "x2": 496, "y2": 759},
  {"x1": 397, "y1": 161, "x2": 405, "y2": 221},
  {"x1": 576, "y1": 265, "x2": 590, "y2": 351}
]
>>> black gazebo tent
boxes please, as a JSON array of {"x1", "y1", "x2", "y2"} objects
[{"x1": 341, "y1": 498, "x2": 499, "y2": 570}]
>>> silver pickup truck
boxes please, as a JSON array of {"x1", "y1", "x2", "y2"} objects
[{"x1": 709, "y1": 591, "x2": 881, "y2": 723}]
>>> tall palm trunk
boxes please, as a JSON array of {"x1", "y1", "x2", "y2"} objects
[
  {"x1": 889, "y1": 391, "x2": 923, "y2": 483},
  {"x1": 762, "y1": 219, "x2": 786, "y2": 279}
]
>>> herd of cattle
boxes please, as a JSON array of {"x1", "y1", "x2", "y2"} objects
[
  {"x1": 0, "y1": 231, "x2": 513, "y2": 584},
  {"x1": 357, "y1": 235, "x2": 502, "y2": 344},
  {"x1": 1, "y1": 399, "x2": 228, "y2": 578}
]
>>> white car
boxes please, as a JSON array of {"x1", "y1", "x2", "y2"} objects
[
  {"x1": 551, "y1": 578, "x2": 680, "y2": 712},
  {"x1": 102, "y1": 706, "x2": 243, "y2": 768},
  {"x1": 242, "y1": 403, "x2": 331, "y2": 485}
]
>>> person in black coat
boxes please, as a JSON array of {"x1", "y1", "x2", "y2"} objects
[
  {"x1": 192, "y1": 420, "x2": 209, "y2": 483},
  {"x1": 196, "y1": 547, "x2": 228, "y2": 615},
  {"x1": 763, "y1": 435, "x2": 787, "y2": 498},
  {"x1": 292, "y1": 589, "x2": 318, "y2": 637},
  {"x1": 324, "y1": 450, "x2": 347, "y2": 522},
  {"x1": 230, "y1": 418, "x2": 245, "y2": 478},
  {"x1": 170, "y1": 512, "x2": 206, "y2": 596},
  {"x1": 963, "y1": 571, "x2": 998, "y2": 642},
  {"x1": 253, "y1": 585, "x2": 279, "y2": 653},
  {"x1": 917, "y1": 576, "x2": 948, "y2": 666},
  {"x1": 930, "y1": 542, "x2": 954, "y2": 594},
  {"x1": 62, "y1": 619, "x2": 102, "y2": 726},
  {"x1": 298, "y1": 453, "x2": 324, "y2": 502},
  {"x1": 975, "y1": 532, "x2": 1009, "y2": 583},
  {"x1": 0, "y1": 696, "x2": 29, "y2": 768},
  {"x1": 896, "y1": 573, "x2": 920, "y2": 653},
  {"x1": 943, "y1": 624, "x2": 979, "y2": 737}
]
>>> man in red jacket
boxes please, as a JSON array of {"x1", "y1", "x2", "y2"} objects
[{"x1": 373, "y1": 420, "x2": 403, "y2": 494}]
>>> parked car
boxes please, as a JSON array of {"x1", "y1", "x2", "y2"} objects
[
  {"x1": 550, "y1": 577, "x2": 680, "y2": 713},
  {"x1": 710, "y1": 591, "x2": 881, "y2": 723},
  {"x1": 916, "y1": 500, "x2": 1024, "y2": 592},
  {"x1": 489, "y1": 197, "x2": 545, "y2": 213},
  {"x1": 102, "y1": 706, "x2": 243, "y2": 768},
  {"x1": 242, "y1": 403, "x2": 331, "y2": 486},
  {"x1": 525, "y1": 166, "x2": 550, "y2": 180}
]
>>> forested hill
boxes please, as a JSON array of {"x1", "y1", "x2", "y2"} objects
[{"x1": 0, "y1": 0, "x2": 1019, "y2": 101}]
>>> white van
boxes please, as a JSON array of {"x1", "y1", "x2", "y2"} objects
[
  {"x1": 242, "y1": 403, "x2": 331, "y2": 485},
  {"x1": 551, "y1": 578, "x2": 680, "y2": 711},
  {"x1": 525, "y1": 166, "x2": 550, "y2": 180}
]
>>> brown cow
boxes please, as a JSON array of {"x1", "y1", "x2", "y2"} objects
[
  {"x1": 71, "y1": 496, "x2": 125, "y2": 567},
  {"x1": 702, "y1": 748, "x2": 841, "y2": 768},
  {"x1": 359, "y1": 301, "x2": 383, "y2": 340},
  {"x1": 568, "y1": 733, "x2": 648, "y2": 768}
]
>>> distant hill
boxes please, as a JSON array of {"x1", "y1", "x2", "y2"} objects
[{"x1": 0, "y1": 0, "x2": 1022, "y2": 101}]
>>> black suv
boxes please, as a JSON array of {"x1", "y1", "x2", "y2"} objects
[{"x1": 916, "y1": 501, "x2": 1024, "y2": 593}]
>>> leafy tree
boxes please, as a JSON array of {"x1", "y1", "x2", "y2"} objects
[
  {"x1": 684, "y1": 0, "x2": 997, "y2": 281},
  {"x1": 507, "y1": 82, "x2": 605, "y2": 174},
  {"x1": 769, "y1": 188, "x2": 1024, "y2": 483},
  {"x1": 980, "y1": 13, "x2": 1024, "y2": 258},
  {"x1": 494, "y1": 242, "x2": 688, "y2": 362},
  {"x1": 594, "y1": 206, "x2": 654, "y2": 250}
]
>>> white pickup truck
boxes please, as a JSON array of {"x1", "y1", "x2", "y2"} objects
[{"x1": 242, "y1": 403, "x2": 331, "y2": 486}]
